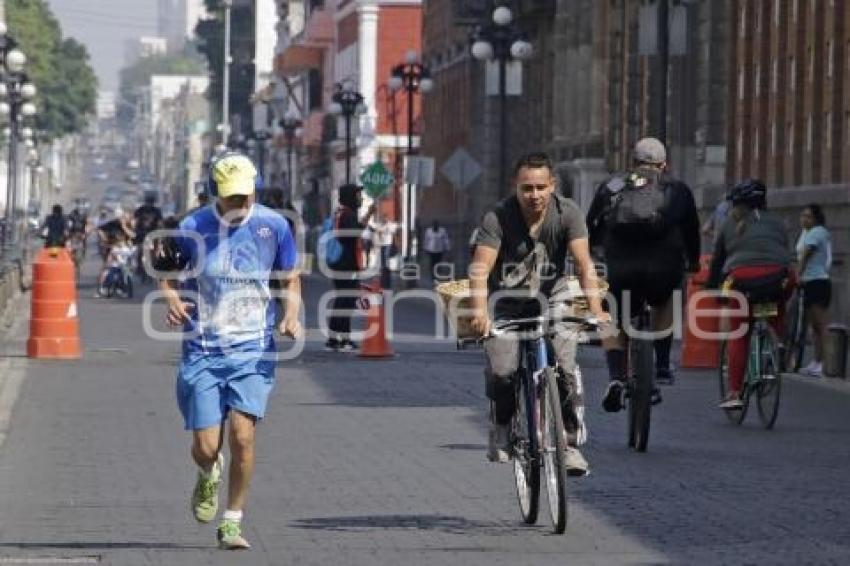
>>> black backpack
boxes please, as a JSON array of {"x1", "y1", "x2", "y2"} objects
[{"x1": 605, "y1": 170, "x2": 670, "y2": 239}]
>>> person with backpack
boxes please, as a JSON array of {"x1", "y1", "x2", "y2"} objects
[
  {"x1": 324, "y1": 183, "x2": 375, "y2": 351},
  {"x1": 586, "y1": 137, "x2": 700, "y2": 412}
]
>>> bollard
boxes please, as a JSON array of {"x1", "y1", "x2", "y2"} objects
[
  {"x1": 27, "y1": 247, "x2": 82, "y2": 359},
  {"x1": 823, "y1": 324, "x2": 848, "y2": 378},
  {"x1": 681, "y1": 254, "x2": 721, "y2": 368}
]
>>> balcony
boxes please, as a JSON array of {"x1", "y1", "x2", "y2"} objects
[{"x1": 275, "y1": 0, "x2": 332, "y2": 75}]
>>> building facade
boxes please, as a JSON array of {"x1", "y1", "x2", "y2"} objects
[{"x1": 273, "y1": 0, "x2": 423, "y2": 233}]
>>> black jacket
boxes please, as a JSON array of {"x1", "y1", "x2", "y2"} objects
[{"x1": 586, "y1": 170, "x2": 701, "y2": 270}]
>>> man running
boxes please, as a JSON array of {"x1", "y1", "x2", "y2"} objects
[{"x1": 158, "y1": 153, "x2": 301, "y2": 550}]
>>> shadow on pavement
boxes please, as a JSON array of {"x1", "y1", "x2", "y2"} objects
[{"x1": 291, "y1": 514, "x2": 519, "y2": 536}]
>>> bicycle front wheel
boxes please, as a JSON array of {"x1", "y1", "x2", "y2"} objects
[
  {"x1": 512, "y1": 375, "x2": 539, "y2": 525},
  {"x1": 541, "y1": 368, "x2": 568, "y2": 534},
  {"x1": 756, "y1": 326, "x2": 782, "y2": 429},
  {"x1": 628, "y1": 338, "x2": 653, "y2": 452}
]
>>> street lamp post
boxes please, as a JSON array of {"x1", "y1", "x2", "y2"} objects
[
  {"x1": 471, "y1": 5, "x2": 533, "y2": 197},
  {"x1": 247, "y1": 129, "x2": 272, "y2": 184},
  {"x1": 388, "y1": 50, "x2": 433, "y2": 262},
  {"x1": 328, "y1": 83, "x2": 366, "y2": 186},
  {"x1": 279, "y1": 111, "x2": 303, "y2": 202},
  {"x1": 0, "y1": 22, "x2": 37, "y2": 254},
  {"x1": 221, "y1": 0, "x2": 233, "y2": 145}
]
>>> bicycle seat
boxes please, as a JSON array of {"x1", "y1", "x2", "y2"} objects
[{"x1": 751, "y1": 302, "x2": 779, "y2": 319}]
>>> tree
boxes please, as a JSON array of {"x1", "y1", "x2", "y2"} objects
[
  {"x1": 117, "y1": 47, "x2": 206, "y2": 127},
  {"x1": 6, "y1": 0, "x2": 98, "y2": 139},
  {"x1": 195, "y1": 0, "x2": 256, "y2": 139}
]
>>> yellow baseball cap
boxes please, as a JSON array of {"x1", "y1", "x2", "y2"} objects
[{"x1": 212, "y1": 154, "x2": 257, "y2": 198}]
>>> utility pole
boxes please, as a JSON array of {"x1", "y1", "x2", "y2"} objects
[{"x1": 221, "y1": 0, "x2": 233, "y2": 145}]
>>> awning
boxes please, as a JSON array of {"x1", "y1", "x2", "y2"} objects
[{"x1": 275, "y1": 45, "x2": 323, "y2": 75}]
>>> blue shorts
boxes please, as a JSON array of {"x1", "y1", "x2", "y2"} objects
[{"x1": 176, "y1": 352, "x2": 276, "y2": 431}]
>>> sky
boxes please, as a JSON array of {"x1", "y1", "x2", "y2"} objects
[{"x1": 45, "y1": 0, "x2": 158, "y2": 94}]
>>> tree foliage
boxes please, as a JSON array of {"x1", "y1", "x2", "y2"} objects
[
  {"x1": 195, "y1": 0, "x2": 256, "y2": 138},
  {"x1": 117, "y1": 46, "x2": 206, "y2": 127},
  {"x1": 6, "y1": 0, "x2": 98, "y2": 139}
]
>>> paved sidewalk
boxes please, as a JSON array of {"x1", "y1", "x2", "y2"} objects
[{"x1": 0, "y1": 266, "x2": 849, "y2": 565}]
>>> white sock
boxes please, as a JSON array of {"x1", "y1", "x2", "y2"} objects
[{"x1": 223, "y1": 509, "x2": 243, "y2": 522}]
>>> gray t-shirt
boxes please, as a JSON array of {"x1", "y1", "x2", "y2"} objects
[{"x1": 474, "y1": 194, "x2": 588, "y2": 313}]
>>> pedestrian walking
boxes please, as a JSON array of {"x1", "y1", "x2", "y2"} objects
[
  {"x1": 423, "y1": 219, "x2": 451, "y2": 281},
  {"x1": 370, "y1": 215, "x2": 398, "y2": 290},
  {"x1": 158, "y1": 153, "x2": 301, "y2": 550},
  {"x1": 325, "y1": 184, "x2": 375, "y2": 351},
  {"x1": 796, "y1": 203, "x2": 833, "y2": 377}
]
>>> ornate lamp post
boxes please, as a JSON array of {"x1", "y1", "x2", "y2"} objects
[
  {"x1": 328, "y1": 83, "x2": 366, "y2": 185},
  {"x1": 471, "y1": 4, "x2": 533, "y2": 196},
  {"x1": 388, "y1": 50, "x2": 433, "y2": 262},
  {"x1": 279, "y1": 111, "x2": 303, "y2": 201}
]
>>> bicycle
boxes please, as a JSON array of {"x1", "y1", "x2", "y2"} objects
[
  {"x1": 718, "y1": 301, "x2": 782, "y2": 429},
  {"x1": 624, "y1": 304, "x2": 654, "y2": 452},
  {"x1": 460, "y1": 310, "x2": 596, "y2": 534},
  {"x1": 784, "y1": 286, "x2": 806, "y2": 372}
]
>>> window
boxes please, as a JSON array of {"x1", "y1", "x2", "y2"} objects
[
  {"x1": 807, "y1": 115, "x2": 813, "y2": 152},
  {"x1": 755, "y1": 64, "x2": 761, "y2": 94},
  {"x1": 809, "y1": 47, "x2": 815, "y2": 82},
  {"x1": 737, "y1": 130, "x2": 743, "y2": 162},
  {"x1": 775, "y1": 0, "x2": 781, "y2": 25},
  {"x1": 772, "y1": 59, "x2": 778, "y2": 92},
  {"x1": 788, "y1": 123, "x2": 794, "y2": 155},
  {"x1": 754, "y1": 128, "x2": 760, "y2": 160},
  {"x1": 771, "y1": 122, "x2": 777, "y2": 155},
  {"x1": 756, "y1": 3, "x2": 761, "y2": 32},
  {"x1": 790, "y1": 56, "x2": 796, "y2": 90},
  {"x1": 739, "y1": 69, "x2": 745, "y2": 99},
  {"x1": 828, "y1": 41, "x2": 834, "y2": 78},
  {"x1": 740, "y1": 5, "x2": 747, "y2": 37},
  {"x1": 793, "y1": 0, "x2": 799, "y2": 20},
  {"x1": 826, "y1": 113, "x2": 832, "y2": 148}
]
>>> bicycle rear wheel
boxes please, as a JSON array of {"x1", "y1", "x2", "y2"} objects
[
  {"x1": 541, "y1": 368, "x2": 568, "y2": 534},
  {"x1": 784, "y1": 291, "x2": 806, "y2": 372},
  {"x1": 628, "y1": 337, "x2": 653, "y2": 452},
  {"x1": 718, "y1": 340, "x2": 749, "y2": 425},
  {"x1": 756, "y1": 326, "x2": 782, "y2": 429},
  {"x1": 512, "y1": 376, "x2": 539, "y2": 525}
]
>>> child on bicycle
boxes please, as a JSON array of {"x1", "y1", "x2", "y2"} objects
[
  {"x1": 707, "y1": 180, "x2": 794, "y2": 410},
  {"x1": 101, "y1": 231, "x2": 135, "y2": 295}
]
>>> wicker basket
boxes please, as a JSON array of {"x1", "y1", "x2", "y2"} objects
[{"x1": 435, "y1": 277, "x2": 608, "y2": 339}]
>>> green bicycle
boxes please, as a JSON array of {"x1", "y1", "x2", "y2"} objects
[{"x1": 718, "y1": 302, "x2": 782, "y2": 429}]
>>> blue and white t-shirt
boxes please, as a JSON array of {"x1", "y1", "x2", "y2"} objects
[
  {"x1": 796, "y1": 225, "x2": 832, "y2": 282},
  {"x1": 176, "y1": 204, "x2": 297, "y2": 354}
]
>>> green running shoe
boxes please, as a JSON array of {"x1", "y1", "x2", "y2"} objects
[
  {"x1": 217, "y1": 518, "x2": 251, "y2": 550},
  {"x1": 191, "y1": 452, "x2": 224, "y2": 523}
]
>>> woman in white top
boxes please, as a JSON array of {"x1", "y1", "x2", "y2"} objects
[{"x1": 796, "y1": 204, "x2": 832, "y2": 377}]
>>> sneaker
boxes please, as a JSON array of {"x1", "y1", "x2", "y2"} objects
[
  {"x1": 718, "y1": 395, "x2": 744, "y2": 410},
  {"x1": 655, "y1": 368, "x2": 675, "y2": 385},
  {"x1": 324, "y1": 338, "x2": 340, "y2": 352},
  {"x1": 217, "y1": 518, "x2": 251, "y2": 550},
  {"x1": 565, "y1": 446, "x2": 589, "y2": 477},
  {"x1": 650, "y1": 386, "x2": 663, "y2": 406},
  {"x1": 487, "y1": 422, "x2": 511, "y2": 463},
  {"x1": 602, "y1": 380, "x2": 625, "y2": 413},
  {"x1": 191, "y1": 453, "x2": 224, "y2": 523},
  {"x1": 339, "y1": 340, "x2": 359, "y2": 352},
  {"x1": 801, "y1": 361, "x2": 823, "y2": 378}
]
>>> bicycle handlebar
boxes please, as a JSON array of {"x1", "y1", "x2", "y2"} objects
[{"x1": 457, "y1": 315, "x2": 600, "y2": 348}]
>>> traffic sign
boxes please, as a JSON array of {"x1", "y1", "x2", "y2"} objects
[
  {"x1": 360, "y1": 161, "x2": 394, "y2": 199},
  {"x1": 404, "y1": 156, "x2": 435, "y2": 186},
  {"x1": 440, "y1": 148, "x2": 482, "y2": 191}
]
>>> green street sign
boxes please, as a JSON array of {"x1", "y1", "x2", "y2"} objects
[{"x1": 360, "y1": 161, "x2": 394, "y2": 199}]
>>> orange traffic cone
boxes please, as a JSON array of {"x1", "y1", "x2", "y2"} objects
[
  {"x1": 359, "y1": 281, "x2": 394, "y2": 359},
  {"x1": 27, "y1": 247, "x2": 82, "y2": 359}
]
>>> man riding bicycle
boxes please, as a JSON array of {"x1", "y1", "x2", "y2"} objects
[
  {"x1": 469, "y1": 152, "x2": 607, "y2": 475},
  {"x1": 706, "y1": 179, "x2": 793, "y2": 409},
  {"x1": 134, "y1": 194, "x2": 163, "y2": 278},
  {"x1": 586, "y1": 137, "x2": 700, "y2": 412}
]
